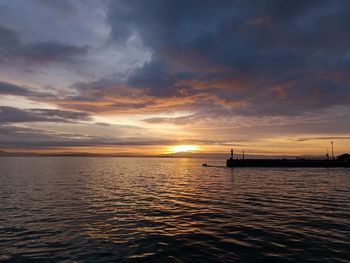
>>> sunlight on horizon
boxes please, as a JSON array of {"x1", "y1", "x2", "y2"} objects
[{"x1": 169, "y1": 145, "x2": 199, "y2": 153}]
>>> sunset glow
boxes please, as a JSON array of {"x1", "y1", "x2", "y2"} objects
[
  {"x1": 0, "y1": 0, "x2": 349, "y2": 157},
  {"x1": 169, "y1": 145, "x2": 199, "y2": 153}
]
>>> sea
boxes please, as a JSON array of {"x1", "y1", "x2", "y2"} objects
[{"x1": 0, "y1": 157, "x2": 349, "y2": 262}]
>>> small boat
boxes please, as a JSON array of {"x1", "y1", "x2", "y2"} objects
[{"x1": 202, "y1": 163, "x2": 208, "y2": 167}]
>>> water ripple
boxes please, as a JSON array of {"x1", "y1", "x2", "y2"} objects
[{"x1": 0, "y1": 157, "x2": 349, "y2": 262}]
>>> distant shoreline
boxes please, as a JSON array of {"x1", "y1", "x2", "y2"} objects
[
  {"x1": 0, "y1": 154, "x2": 177, "y2": 158},
  {"x1": 0, "y1": 152, "x2": 332, "y2": 160},
  {"x1": 0, "y1": 153, "x2": 202, "y2": 158}
]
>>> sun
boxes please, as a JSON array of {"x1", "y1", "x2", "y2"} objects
[{"x1": 169, "y1": 145, "x2": 199, "y2": 153}]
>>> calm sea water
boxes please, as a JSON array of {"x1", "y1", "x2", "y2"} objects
[{"x1": 0, "y1": 157, "x2": 349, "y2": 262}]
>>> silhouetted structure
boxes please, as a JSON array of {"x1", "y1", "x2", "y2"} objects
[
  {"x1": 227, "y1": 150, "x2": 350, "y2": 167},
  {"x1": 337, "y1": 153, "x2": 350, "y2": 162}
]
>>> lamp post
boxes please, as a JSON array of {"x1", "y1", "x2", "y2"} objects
[{"x1": 331, "y1": 142, "x2": 334, "y2": 160}]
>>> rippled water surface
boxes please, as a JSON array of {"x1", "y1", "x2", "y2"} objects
[{"x1": 1, "y1": 157, "x2": 350, "y2": 262}]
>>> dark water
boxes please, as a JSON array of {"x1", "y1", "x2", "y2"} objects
[{"x1": 0, "y1": 157, "x2": 349, "y2": 263}]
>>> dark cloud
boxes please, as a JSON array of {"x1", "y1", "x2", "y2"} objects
[
  {"x1": 143, "y1": 115, "x2": 196, "y2": 125},
  {"x1": 3, "y1": 1, "x2": 350, "y2": 118},
  {"x1": 0, "y1": 125, "x2": 114, "y2": 147},
  {"x1": 293, "y1": 136, "x2": 350, "y2": 142},
  {"x1": 0, "y1": 25, "x2": 87, "y2": 65},
  {"x1": 0, "y1": 106, "x2": 91, "y2": 123},
  {"x1": 108, "y1": 0, "x2": 346, "y2": 63},
  {"x1": 227, "y1": 114, "x2": 350, "y2": 137},
  {"x1": 35, "y1": 0, "x2": 77, "y2": 17},
  {"x1": 0, "y1": 123, "x2": 228, "y2": 148},
  {"x1": 0, "y1": 81, "x2": 57, "y2": 100},
  {"x1": 0, "y1": 25, "x2": 21, "y2": 47},
  {"x1": 0, "y1": 81, "x2": 34, "y2": 96},
  {"x1": 102, "y1": 0, "x2": 350, "y2": 117},
  {"x1": 127, "y1": 60, "x2": 176, "y2": 96},
  {"x1": 19, "y1": 41, "x2": 87, "y2": 64}
]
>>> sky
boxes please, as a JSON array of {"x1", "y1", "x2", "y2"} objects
[{"x1": 0, "y1": 0, "x2": 350, "y2": 156}]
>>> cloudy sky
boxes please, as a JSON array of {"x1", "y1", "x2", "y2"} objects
[{"x1": 0, "y1": 0, "x2": 350, "y2": 156}]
